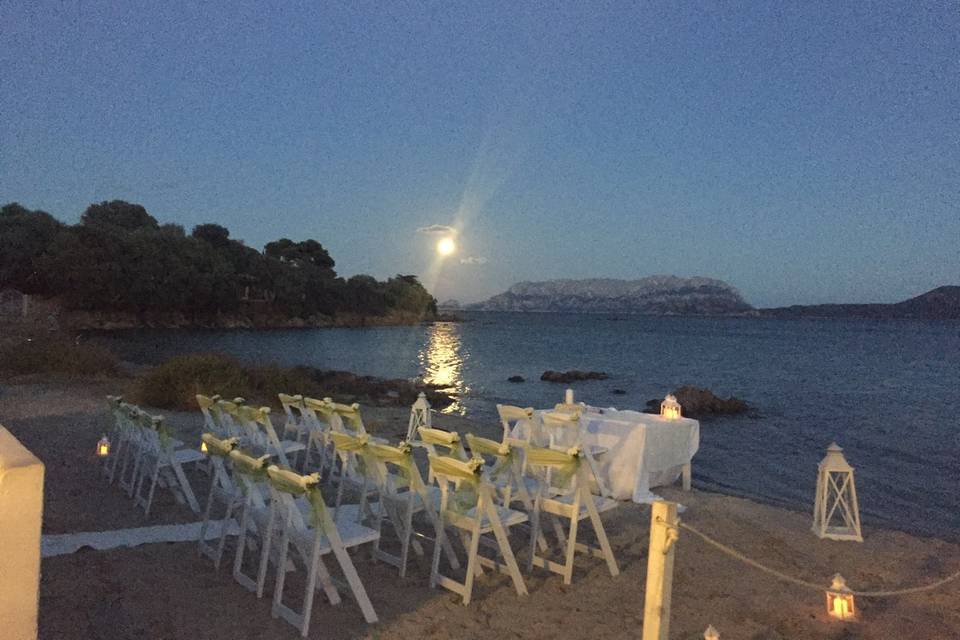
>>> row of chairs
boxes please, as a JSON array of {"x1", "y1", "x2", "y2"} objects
[
  {"x1": 194, "y1": 392, "x2": 622, "y2": 636},
  {"x1": 103, "y1": 396, "x2": 203, "y2": 515}
]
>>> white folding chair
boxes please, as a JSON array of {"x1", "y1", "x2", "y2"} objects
[
  {"x1": 104, "y1": 396, "x2": 133, "y2": 485},
  {"x1": 365, "y1": 441, "x2": 459, "y2": 577},
  {"x1": 236, "y1": 405, "x2": 306, "y2": 468},
  {"x1": 415, "y1": 426, "x2": 468, "y2": 484},
  {"x1": 279, "y1": 393, "x2": 308, "y2": 467},
  {"x1": 197, "y1": 433, "x2": 241, "y2": 568},
  {"x1": 539, "y1": 409, "x2": 612, "y2": 498},
  {"x1": 428, "y1": 455, "x2": 528, "y2": 605},
  {"x1": 132, "y1": 412, "x2": 203, "y2": 516},
  {"x1": 525, "y1": 445, "x2": 619, "y2": 585},
  {"x1": 299, "y1": 396, "x2": 334, "y2": 476},
  {"x1": 228, "y1": 449, "x2": 275, "y2": 596},
  {"x1": 328, "y1": 432, "x2": 378, "y2": 524},
  {"x1": 264, "y1": 465, "x2": 379, "y2": 635}
]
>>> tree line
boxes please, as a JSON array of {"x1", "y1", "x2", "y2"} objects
[{"x1": 0, "y1": 200, "x2": 437, "y2": 320}]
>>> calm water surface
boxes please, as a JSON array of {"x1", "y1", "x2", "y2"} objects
[{"x1": 96, "y1": 312, "x2": 960, "y2": 540}]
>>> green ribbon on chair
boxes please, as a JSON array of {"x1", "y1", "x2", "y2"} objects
[
  {"x1": 429, "y1": 455, "x2": 484, "y2": 514},
  {"x1": 465, "y1": 433, "x2": 517, "y2": 482},
  {"x1": 266, "y1": 465, "x2": 326, "y2": 530},
  {"x1": 418, "y1": 427, "x2": 465, "y2": 459},
  {"x1": 329, "y1": 431, "x2": 377, "y2": 476},
  {"x1": 229, "y1": 449, "x2": 271, "y2": 479},
  {"x1": 366, "y1": 440, "x2": 416, "y2": 489},
  {"x1": 201, "y1": 433, "x2": 239, "y2": 457},
  {"x1": 525, "y1": 445, "x2": 582, "y2": 490}
]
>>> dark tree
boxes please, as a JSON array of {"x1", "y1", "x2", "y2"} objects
[{"x1": 81, "y1": 200, "x2": 158, "y2": 231}]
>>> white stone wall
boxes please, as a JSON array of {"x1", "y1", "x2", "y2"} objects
[{"x1": 0, "y1": 426, "x2": 44, "y2": 640}]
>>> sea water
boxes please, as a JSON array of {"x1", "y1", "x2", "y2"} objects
[{"x1": 96, "y1": 312, "x2": 960, "y2": 540}]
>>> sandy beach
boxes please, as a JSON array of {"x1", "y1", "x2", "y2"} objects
[{"x1": 1, "y1": 376, "x2": 958, "y2": 640}]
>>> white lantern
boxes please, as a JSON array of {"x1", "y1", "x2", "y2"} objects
[
  {"x1": 96, "y1": 435, "x2": 110, "y2": 457},
  {"x1": 661, "y1": 394, "x2": 681, "y2": 420},
  {"x1": 825, "y1": 573, "x2": 856, "y2": 620},
  {"x1": 704, "y1": 625, "x2": 721, "y2": 639},
  {"x1": 406, "y1": 392, "x2": 432, "y2": 442},
  {"x1": 812, "y1": 443, "x2": 863, "y2": 542}
]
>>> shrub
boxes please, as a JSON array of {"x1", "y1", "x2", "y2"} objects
[
  {"x1": 133, "y1": 352, "x2": 250, "y2": 410},
  {"x1": 0, "y1": 339, "x2": 118, "y2": 377}
]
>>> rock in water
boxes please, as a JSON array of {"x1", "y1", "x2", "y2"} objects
[
  {"x1": 645, "y1": 385, "x2": 748, "y2": 418},
  {"x1": 541, "y1": 370, "x2": 609, "y2": 383},
  {"x1": 507, "y1": 375, "x2": 525, "y2": 383}
]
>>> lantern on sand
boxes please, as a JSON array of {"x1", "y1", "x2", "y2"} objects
[
  {"x1": 661, "y1": 394, "x2": 682, "y2": 420},
  {"x1": 406, "y1": 392, "x2": 432, "y2": 442},
  {"x1": 825, "y1": 574, "x2": 856, "y2": 620},
  {"x1": 703, "y1": 625, "x2": 721, "y2": 639},
  {"x1": 200, "y1": 439, "x2": 208, "y2": 454},
  {"x1": 812, "y1": 442, "x2": 863, "y2": 542},
  {"x1": 96, "y1": 435, "x2": 110, "y2": 457}
]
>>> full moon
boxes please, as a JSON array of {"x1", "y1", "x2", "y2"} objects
[{"x1": 437, "y1": 237, "x2": 456, "y2": 256}]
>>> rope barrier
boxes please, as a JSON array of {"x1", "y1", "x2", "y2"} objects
[{"x1": 677, "y1": 520, "x2": 960, "y2": 597}]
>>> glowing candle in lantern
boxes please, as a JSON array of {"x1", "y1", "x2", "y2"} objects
[
  {"x1": 201, "y1": 440, "x2": 208, "y2": 454},
  {"x1": 825, "y1": 574, "x2": 856, "y2": 620},
  {"x1": 96, "y1": 435, "x2": 110, "y2": 457},
  {"x1": 661, "y1": 394, "x2": 682, "y2": 420}
]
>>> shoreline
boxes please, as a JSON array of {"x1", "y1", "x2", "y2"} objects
[{"x1": 2, "y1": 376, "x2": 958, "y2": 638}]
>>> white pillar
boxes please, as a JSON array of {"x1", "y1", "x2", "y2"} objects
[
  {"x1": 0, "y1": 426, "x2": 44, "y2": 640},
  {"x1": 642, "y1": 501, "x2": 679, "y2": 640}
]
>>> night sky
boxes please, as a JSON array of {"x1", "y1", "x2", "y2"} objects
[{"x1": 2, "y1": 2, "x2": 957, "y2": 306}]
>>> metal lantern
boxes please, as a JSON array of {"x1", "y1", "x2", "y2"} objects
[
  {"x1": 825, "y1": 574, "x2": 856, "y2": 620},
  {"x1": 704, "y1": 625, "x2": 721, "y2": 639},
  {"x1": 812, "y1": 442, "x2": 863, "y2": 541},
  {"x1": 406, "y1": 392, "x2": 432, "y2": 442},
  {"x1": 661, "y1": 394, "x2": 682, "y2": 420},
  {"x1": 96, "y1": 435, "x2": 110, "y2": 457}
]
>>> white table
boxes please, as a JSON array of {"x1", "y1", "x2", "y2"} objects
[
  {"x1": 515, "y1": 407, "x2": 700, "y2": 503},
  {"x1": 580, "y1": 408, "x2": 699, "y2": 503}
]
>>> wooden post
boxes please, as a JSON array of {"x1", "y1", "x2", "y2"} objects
[{"x1": 642, "y1": 501, "x2": 679, "y2": 640}]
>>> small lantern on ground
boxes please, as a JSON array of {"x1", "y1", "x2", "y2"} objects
[
  {"x1": 96, "y1": 435, "x2": 110, "y2": 457},
  {"x1": 661, "y1": 394, "x2": 682, "y2": 420},
  {"x1": 812, "y1": 442, "x2": 863, "y2": 541},
  {"x1": 825, "y1": 573, "x2": 856, "y2": 620},
  {"x1": 406, "y1": 392, "x2": 432, "y2": 442},
  {"x1": 704, "y1": 625, "x2": 721, "y2": 640},
  {"x1": 200, "y1": 439, "x2": 208, "y2": 454}
]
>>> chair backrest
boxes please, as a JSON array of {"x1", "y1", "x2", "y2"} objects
[
  {"x1": 496, "y1": 404, "x2": 534, "y2": 444},
  {"x1": 416, "y1": 427, "x2": 466, "y2": 459},
  {"x1": 300, "y1": 396, "x2": 331, "y2": 433},
  {"x1": 523, "y1": 444, "x2": 586, "y2": 497},
  {"x1": 329, "y1": 431, "x2": 373, "y2": 483},
  {"x1": 366, "y1": 441, "x2": 424, "y2": 495},
  {"x1": 278, "y1": 393, "x2": 304, "y2": 429},
  {"x1": 427, "y1": 454, "x2": 487, "y2": 517},
  {"x1": 197, "y1": 394, "x2": 224, "y2": 434},
  {"x1": 327, "y1": 399, "x2": 366, "y2": 435},
  {"x1": 228, "y1": 449, "x2": 271, "y2": 507},
  {"x1": 265, "y1": 465, "x2": 324, "y2": 531},
  {"x1": 214, "y1": 397, "x2": 246, "y2": 438},
  {"x1": 538, "y1": 408, "x2": 583, "y2": 450}
]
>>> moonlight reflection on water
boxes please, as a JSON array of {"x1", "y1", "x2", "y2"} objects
[{"x1": 419, "y1": 322, "x2": 469, "y2": 414}]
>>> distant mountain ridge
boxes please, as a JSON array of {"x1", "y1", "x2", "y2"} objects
[
  {"x1": 469, "y1": 276, "x2": 753, "y2": 315},
  {"x1": 759, "y1": 286, "x2": 960, "y2": 320}
]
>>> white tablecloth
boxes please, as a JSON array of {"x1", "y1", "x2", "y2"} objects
[{"x1": 515, "y1": 407, "x2": 700, "y2": 503}]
